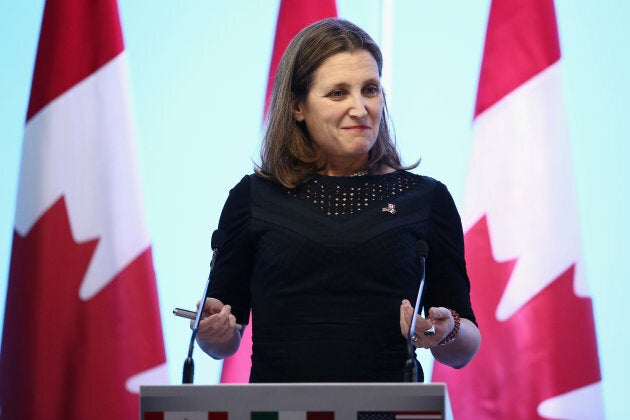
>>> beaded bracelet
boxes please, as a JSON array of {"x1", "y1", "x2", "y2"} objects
[{"x1": 438, "y1": 309, "x2": 460, "y2": 346}]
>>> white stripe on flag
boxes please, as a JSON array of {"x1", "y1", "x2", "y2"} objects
[
  {"x1": 125, "y1": 362, "x2": 168, "y2": 393},
  {"x1": 538, "y1": 380, "x2": 604, "y2": 419},
  {"x1": 463, "y1": 63, "x2": 587, "y2": 320},
  {"x1": 15, "y1": 53, "x2": 151, "y2": 301}
]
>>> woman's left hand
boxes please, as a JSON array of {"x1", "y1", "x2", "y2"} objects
[{"x1": 400, "y1": 299, "x2": 454, "y2": 349}]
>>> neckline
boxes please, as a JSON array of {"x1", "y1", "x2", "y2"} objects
[
  {"x1": 309, "y1": 170, "x2": 408, "y2": 187},
  {"x1": 314, "y1": 170, "x2": 402, "y2": 179}
]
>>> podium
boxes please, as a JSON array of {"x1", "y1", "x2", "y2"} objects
[{"x1": 140, "y1": 383, "x2": 452, "y2": 419}]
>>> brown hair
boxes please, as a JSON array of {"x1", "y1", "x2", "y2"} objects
[{"x1": 257, "y1": 18, "x2": 416, "y2": 188}]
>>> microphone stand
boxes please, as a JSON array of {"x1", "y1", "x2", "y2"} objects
[
  {"x1": 404, "y1": 241, "x2": 428, "y2": 382},
  {"x1": 182, "y1": 229, "x2": 224, "y2": 384}
]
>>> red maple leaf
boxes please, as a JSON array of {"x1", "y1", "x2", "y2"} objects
[
  {"x1": 432, "y1": 216, "x2": 601, "y2": 419},
  {"x1": 0, "y1": 197, "x2": 165, "y2": 419}
]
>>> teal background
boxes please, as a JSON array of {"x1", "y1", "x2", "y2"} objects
[{"x1": 1, "y1": 1, "x2": 628, "y2": 418}]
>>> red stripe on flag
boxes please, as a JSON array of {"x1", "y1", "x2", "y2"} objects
[
  {"x1": 143, "y1": 413, "x2": 227, "y2": 420},
  {"x1": 219, "y1": 312, "x2": 253, "y2": 383},
  {"x1": 0, "y1": 198, "x2": 166, "y2": 419},
  {"x1": 307, "y1": 412, "x2": 335, "y2": 420},
  {"x1": 220, "y1": 0, "x2": 337, "y2": 384},
  {"x1": 263, "y1": 0, "x2": 337, "y2": 115},
  {"x1": 474, "y1": 0, "x2": 560, "y2": 117},
  {"x1": 26, "y1": 0, "x2": 124, "y2": 120}
]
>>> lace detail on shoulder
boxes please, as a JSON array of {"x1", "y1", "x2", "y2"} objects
[{"x1": 288, "y1": 171, "x2": 417, "y2": 216}]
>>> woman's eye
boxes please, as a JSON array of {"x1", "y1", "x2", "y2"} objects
[
  {"x1": 328, "y1": 90, "x2": 345, "y2": 98},
  {"x1": 364, "y1": 85, "x2": 381, "y2": 97}
]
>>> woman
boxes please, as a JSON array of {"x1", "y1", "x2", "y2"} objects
[{"x1": 194, "y1": 18, "x2": 480, "y2": 382}]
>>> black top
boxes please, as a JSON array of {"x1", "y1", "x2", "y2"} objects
[{"x1": 207, "y1": 171, "x2": 476, "y2": 383}]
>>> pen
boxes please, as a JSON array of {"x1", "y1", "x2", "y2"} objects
[{"x1": 173, "y1": 307, "x2": 243, "y2": 331}]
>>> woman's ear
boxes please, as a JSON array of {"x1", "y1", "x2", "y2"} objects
[{"x1": 292, "y1": 101, "x2": 305, "y2": 122}]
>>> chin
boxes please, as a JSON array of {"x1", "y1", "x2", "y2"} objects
[{"x1": 353, "y1": 139, "x2": 377, "y2": 153}]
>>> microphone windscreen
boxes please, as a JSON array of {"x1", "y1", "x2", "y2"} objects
[
  {"x1": 416, "y1": 240, "x2": 429, "y2": 258},
  {"x1": 211, "y1": 229, "x2": 226, "y2": 250}
]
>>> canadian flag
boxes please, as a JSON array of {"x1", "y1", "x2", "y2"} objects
[
  {"x1": 431, "y1": 0, "x2": 603, "y2": 419},
  {"x1": 219, "y1": 0, "x2": 338, "y2": 383},
  {"x1": 0, "y1": 0, "x2": 167, "y2": 418}
]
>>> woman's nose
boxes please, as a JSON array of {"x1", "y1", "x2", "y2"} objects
[{"x1": 348, "y1": 94, "x2": 368, "y2": 118}]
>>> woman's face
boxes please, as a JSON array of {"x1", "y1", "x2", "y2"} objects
[{"x1": 293, "y1": 49, "x2": 384, "y2": 172}]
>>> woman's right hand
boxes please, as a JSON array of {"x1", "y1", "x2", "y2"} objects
[{"x1": 193, "y1": 297, "x2": 239, "y2": 344}]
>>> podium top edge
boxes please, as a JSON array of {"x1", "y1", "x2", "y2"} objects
[{"x1": 140, "y1": 382, "x2": 447, "y2": 389}]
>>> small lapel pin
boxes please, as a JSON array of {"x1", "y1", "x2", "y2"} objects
[{"x1": 381, "y1": 203, "x2": 396, "y2": 214}]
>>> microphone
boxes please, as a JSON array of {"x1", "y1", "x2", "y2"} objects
[
  {"x1": 182, "y1": 229, "x2": 225, "y2": 384},
  {"x1": 404, "y1": 240, "x2": 429, "y2": 382}
]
